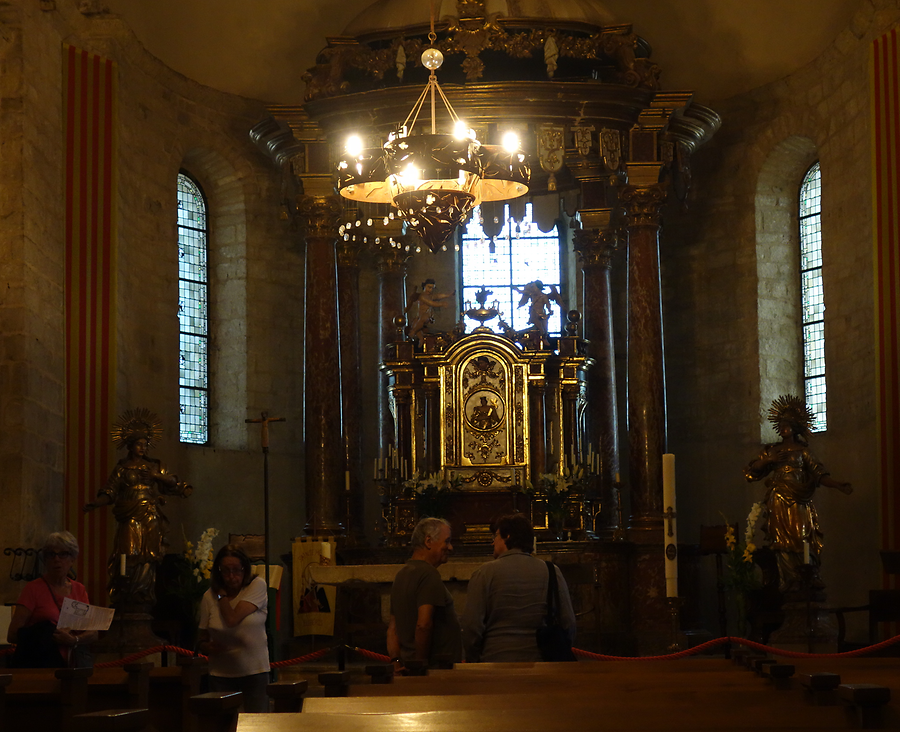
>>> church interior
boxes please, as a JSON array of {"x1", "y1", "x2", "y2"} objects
[{"x1": 3, "y1": 0, "x2": 900, "y2": 697}]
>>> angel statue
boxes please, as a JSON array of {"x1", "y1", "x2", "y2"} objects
[
  {"x1": 514, "y1": 280, "x2": 565, "y2": 341},
  {"x1": 743, "y1": 395, "x2": 852, "y2": 593},
  {"x1": 406, "y1": 278, "x2": 455, "y2": 342},
  {"x1": 84, "y1": 409, "x2": 193, "y2": 609}
]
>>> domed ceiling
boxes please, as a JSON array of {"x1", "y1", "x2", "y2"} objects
[{"x1": 106, "y1": 0, "x2": 862, "y2": 105}]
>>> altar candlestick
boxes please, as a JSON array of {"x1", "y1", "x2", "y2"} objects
[
  {"x1": 803, "y1": 540, "x2": 810, "y2": 564},
  {"x1": 345, "y1": 470, "x2": 350, "y2": 492},
  {"x1": 120, "y1": 553, "x2": 127, "y2": 576},
  {"x1": 663, "y1": 453, "x2": 677, "y2": 597}
]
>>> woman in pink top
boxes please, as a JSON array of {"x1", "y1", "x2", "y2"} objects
[{"x1": 7, "y1": 531, "x2": 98, "y2": 667}]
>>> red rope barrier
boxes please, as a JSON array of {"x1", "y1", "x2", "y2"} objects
[
  {"x1": 572, "y1": 633, "x2": 900, "y2": 661},
  {"x1": 6, "y1": 633, "x2": 898, "y2": 668},
  {"x1": 350, "y1": 646, "x2": 391, "y2": 662},
  {"x1": 94, "y1": 645, "x2": 203, "y2": 668},
  {"x1": 270, "y1": 647, "x2": 333, "y2": 668}
]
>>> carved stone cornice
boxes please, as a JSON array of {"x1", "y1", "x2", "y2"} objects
[
  {"x1": 573, "y1": 228, "x2": 618, "y2": 269},
  {"x1": 621, "y1": 184, "x2": 667, "y2": 228},
  {"x1": 304, "y1": 81, "x2": 654, "y2": 140},
  {"x1": 303, "y1": 24, "x2": 657, "y2": 102},
  {"x1": 296, "y1": 195, "x2": 343, "y2": 240}
]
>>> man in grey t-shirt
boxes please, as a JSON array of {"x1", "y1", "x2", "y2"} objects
[{"x1": 387, "y1": 517, "x2": 462, "y2": 667}]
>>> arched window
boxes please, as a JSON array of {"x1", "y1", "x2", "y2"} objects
[
  {"x1": 177, "y1": 172, "x2": 209, "y2": 444},
  {"x1": 799, "y1": 161, "x2": 826, "y2": 431},
  {"x1": 460, "y1": 203, "x2": 562, "y2": 333}
]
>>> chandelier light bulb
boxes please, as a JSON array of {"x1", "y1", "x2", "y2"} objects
[
  {"x1": 502, "y1": 131, "x2": 520, "y2": 153},
  {"x1": 345, "y1": 134, "x2": 364, "y2": 157},
  {"x1": 400, "y1": 163, "x2": 421, "y2": 184},
  {"x1": 421, "y1": 47, "x2": 444, "y2": 71},
  {"x1": 453, "y1": 120, "x2": 470, "y2": 140}
]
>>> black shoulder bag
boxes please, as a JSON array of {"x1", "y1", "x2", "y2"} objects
[{"x1": 535, "y1": 560, "x2": 576, "y2": 662}]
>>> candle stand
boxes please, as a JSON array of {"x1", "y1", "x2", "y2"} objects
[{"x1": 666, "y1": 596, "x2": 684, "y2": 653}]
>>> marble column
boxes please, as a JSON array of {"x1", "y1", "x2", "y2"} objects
[
  {"x1": 529, "y1": 382, "x2": 547, "y2": 482},
  {"x1": 423, "y1": 382, "x2": 440, "y2": 474},
  {"x1": 297, "y1": 194, "x2": 345, "y2": 535},
  {"x1": 573, "y1": 224, "x2": 620, "y2": 537},
  {"x1": 621, "y1": 184, "x2": 668, "y2": 531},
  {"x1": 374, "y1": 242, "x2": 409, "y2": 454},
  {"x1": 336, "y1": 237, "x2": 366, "y2": 544}
]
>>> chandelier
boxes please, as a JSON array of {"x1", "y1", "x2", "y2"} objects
[{"x1": 336, "y1": 34, "x2": 529, "y2": 252}]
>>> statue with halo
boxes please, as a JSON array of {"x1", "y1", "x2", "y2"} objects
[
  {"x1": 84, "y1": 409, "x2": 193, "y2": 610},
  {"x1": 743, "y1": 395, "x2": 852, "y2": 593}
]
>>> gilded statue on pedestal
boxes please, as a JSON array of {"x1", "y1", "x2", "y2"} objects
[
  {"x1": 514, "y1": 280, "x2": 565, "y2": 341},
  {"x1": 406, "y1": 278, "x2": 455, "y2": 341},
  {"x1": 84, "y1": 409, "x2": 193, "y2": 609},
  {"x1": 743, "y1": 395, "x2": 852, "y2": 593}
]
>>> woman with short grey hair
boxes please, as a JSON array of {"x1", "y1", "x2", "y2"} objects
[{"x1": 7, "y1": 531, "x2": 97, "y2": 667}]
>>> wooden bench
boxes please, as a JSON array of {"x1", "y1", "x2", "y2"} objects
[
  {"x1": 266, "y1": 679, "x2": 308, "y2": 712},
  {"x1": 147, "y1": 655, "x2": 208, "y2": 732},
  {"x1": 0, "y1": 666, "x2": 93, "y2": 732},
  {"x1": 87, "y1": 662, "x2": 152, "y2": 712},
  {"x1": 71, "y1": 708, "x2": 151, "y2": 732},
  {"x1": 839, "y1": 684, "x2": 892, "y2": 729},
  {"x1": 189, "y1": 690, "x2": 242, "y2": 732}
]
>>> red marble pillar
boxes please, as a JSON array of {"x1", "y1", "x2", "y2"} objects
[
  {"x1": 297, "y1": 194, "x2": 345, "y2": 535},
  {"x1": 336, "y1": 238, "x2": 365, "y2": 543},
  {"x1": 529, "y1": 383, "x2": 547, "y2": 482},
  {"x1": 573, "y1": 226, "x2": 620, "y2": 537},
  {"x1": 621, "y1": 184, "x2": 668, "y2": 532},
  {"x1": 374, "y1": 244, "x2": 409, "y2": 454},
  {"x1": 423, "y1": 382, "x2": 440, "y2": 474}
]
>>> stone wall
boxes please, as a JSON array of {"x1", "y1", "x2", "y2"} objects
[
  {"x1": 662, "y1": 0, "x2": 899, "y2": 641},
  {"x1": 0, "y1": 2, "x2": 303, "y2": 612}
]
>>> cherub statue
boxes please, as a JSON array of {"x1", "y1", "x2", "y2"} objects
[
  {"x1": 84, "y1": 409, "x2": 192, "y2": 609},
  {"x1": 406, "y1": 278, "x2": 455, "y2": 341},
  {"x1": 514, "y1": 280, "x2": 565, "y2": 341},
  {"x1": 743, "y1": 395, "x2": 852, "y2": 593}
]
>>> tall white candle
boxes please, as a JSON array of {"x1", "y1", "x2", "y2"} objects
[
  {"x1": 663, "y1": 453, "x2": 677, "y2": 597},
  {"x1": 119, "y1": 553, "x2": 127, "y2": 576},
  {"x1": 803, "y1": 540, "x2": 811, "y2": 564}
]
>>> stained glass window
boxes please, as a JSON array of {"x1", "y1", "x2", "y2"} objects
[
  {"x1": 799, "y1": 162, "x2": 826, "y2": 431},
  {"x1": 460, "y1": 203, "x2": 562, "y2": 334},
  {"x1": 177, "y1": 172, "x2": 209, "y2": 444}
]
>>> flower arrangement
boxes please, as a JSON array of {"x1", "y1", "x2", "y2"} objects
[
  {"x1": 722, "y1": 503, "x2": 766, "y2": 630},
  {"x1": 402, "y1": 472, "x2": 461, "y2": 518},
  {"x1": 522, "y1": 465, "x2": 586, "y2": 528},
  {"x1": 171, "y1": 527, "x2": 219, "y2": 612}
]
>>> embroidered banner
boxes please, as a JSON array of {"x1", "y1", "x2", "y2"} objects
[{"x1": 63, "y1": 44, "x2": 117, "y2": 607}]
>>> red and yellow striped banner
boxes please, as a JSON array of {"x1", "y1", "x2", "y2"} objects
[{"x1": 63, "y1": 44, "x2": 117, "y2": 607}]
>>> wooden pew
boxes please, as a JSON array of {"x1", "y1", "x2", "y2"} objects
[
  {"x1": 71, "y1": 708, "x2": 152, "y2": 732},
  {"x1": 1, "y1": 667, "x2": 93, "y2": 732},
  {"x1": 189, "y1": 690, "x2": 242, "y2": 732},
  {"x1": 87, "y1": 662, "x2": 152, "y2": 712},
  {"x1": 146, "y1": 655, "x2": 208, "y2": 732},
  {"x1": 236, "y1": 704, "x2": 849, "y2": 732},
  {"x1": 291, "y1": 657, "x2": 895, "y2": 731}
]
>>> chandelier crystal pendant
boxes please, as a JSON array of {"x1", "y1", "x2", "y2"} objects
[{"x1": 336, "y1": 40, "x2": 530, "y2": 252}]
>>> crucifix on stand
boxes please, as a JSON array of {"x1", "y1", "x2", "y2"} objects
[{"x1": 246, "y1": 411, "x2": 286, "y2": 658}]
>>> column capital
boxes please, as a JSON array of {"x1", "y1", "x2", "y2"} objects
[
  {"x1": 296, "y1": 194, "x2": 342, "y2": 239},
  {"x1": 373, "y1": 239, "x2": 412, "y2": 274},
  {"x1": 573, "y1": 227, "x2": 619, "y2": 270},
  {"x1": 336, "y1": 238, "x2": 364, "y2": 268},
  {"x1": 621, "y1": 184, "x2": 667, "y2": 228}
]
